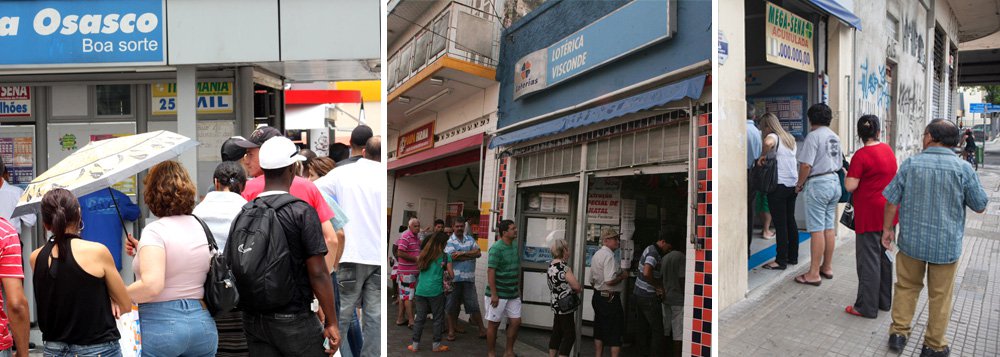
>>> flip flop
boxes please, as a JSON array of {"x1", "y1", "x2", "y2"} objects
[
  {"x1": 845, "y1": 306, "x2": 864, "y2": 317},
  {"x1": 407, "y1": 345, "x2": 419, "y2": 352},
  {"x1": 433, "y1": 346, "x2": 451, "y2": 352},
  {"x1": 761, "y1": 263, "x2": 786, "y2": 270},
  {"x1": 820, "y1": 271, "x2": 834, "y2": 279},
  {"x1": 446, "y1": 334, "x2": 456, "y2": 341},
  {"x1": 794, "y1": 274, "x2": 821, "y2": 286},
  {"x1": 396, "y1": 320, "x2": 407, "y2": 326}
]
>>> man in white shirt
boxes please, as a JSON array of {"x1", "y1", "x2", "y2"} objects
[
  {"x1": 313, "y1": 156, "x2": 384, "y2": 357},
  {"x1": 589, "y1": 228, "x2": 627, "y2": 357},
  {"x1": 0, "y1": 158, "x2": 35, "y2": 234}
]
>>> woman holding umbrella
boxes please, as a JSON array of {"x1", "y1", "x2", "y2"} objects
[
  {"x1": 31, "y1": 188, "x2": 132, "y2": 356},
  {"x1": 126, "y1": 161, "x2": 218, "y2": 356}
]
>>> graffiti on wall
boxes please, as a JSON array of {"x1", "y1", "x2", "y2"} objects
[
  {"x1": 855, "y1": 58, "x2": 891, "y2": 120},
  {"x1": 895, "y1": 81, "x2": 926, "y2": 157},
  {"x1": 901, "y1": 14, "x2": 926, "y2": 68}
]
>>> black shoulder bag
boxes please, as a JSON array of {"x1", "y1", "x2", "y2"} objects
[
  {"x1": 750, "y1": 137, "x2": 779, "y2": 194},
  {"x1": 192, "y1": 215, "x2": 240, "y2": 316}
]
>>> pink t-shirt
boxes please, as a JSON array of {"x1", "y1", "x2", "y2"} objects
[
  {"x1": 0, "y1": 218, "x2": 23, "y2": 350},
  {"x1": 133, "y1": 216, "x2": 212, "y2": 302},
  {"x1": 242, "y1": 176, "x2": 335, "y2": 223},
  {"x1": 395, "y1": 230, "x2": 420, "y2": 276}
]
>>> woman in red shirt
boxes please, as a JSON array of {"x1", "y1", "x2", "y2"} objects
[{"x1": 844, "y1": 115, "x2": 899, "y2": 318}]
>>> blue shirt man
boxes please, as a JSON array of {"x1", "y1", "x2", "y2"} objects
[
  {"x1": 882, "y1": 119, "x2": 989, "y2": 355},
  {"x1": 443, "y1": 217, "x2": 487, "y2": 338},
  {"x1": 747, "y1": 118, "x2": 762, "y2": 169},
  {"x1": 445, "y1": 224, "x2": 479, "y2": 282},
  {"x1": 79, "y1": 188, "x2": 141, "y2": 270}
]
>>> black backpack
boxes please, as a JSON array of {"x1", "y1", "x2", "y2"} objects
[{"x1": 225, "y1": 194, "x2": 302, "y2": 311}]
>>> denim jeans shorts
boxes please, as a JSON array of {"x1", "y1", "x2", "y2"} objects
[
  {"x1": 43, "y1": 340, "x2": 121, "y2": 357},
  {"x1": 138, "y1": 299, "x2": 218, "y2": 357},
  {"x1": 446, "y1": 281, "x2": 481, "y2": 315},
  {"x1": 804, "y1": 173, "x2": 841, "y2": 232}
]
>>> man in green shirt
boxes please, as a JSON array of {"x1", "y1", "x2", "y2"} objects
[{"x1": 485, "y1": 219, "x2": 521, "y2": 357}]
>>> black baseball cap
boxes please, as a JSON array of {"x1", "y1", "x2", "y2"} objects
[
  {"x1": 221, "y1": 136, "x2": 248, "y2": 161},
  {"x1": 234, "y1": 126, "x2": 282, "y2": 148},
  {"x1": 350, "y1": 125, "x2": 374, "y2": 147}
]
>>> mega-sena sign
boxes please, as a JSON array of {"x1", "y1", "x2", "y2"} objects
[
  {"x1": 0, "y1": 0, "x2": 165, "y2": 67},
  {"x1": 0, "y1": 86, "x2": 30, "y2": 117}
]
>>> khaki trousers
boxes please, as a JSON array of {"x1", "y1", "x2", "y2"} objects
[{"x1": 889, "y1": 252, "x2": 959, "y2": 350}]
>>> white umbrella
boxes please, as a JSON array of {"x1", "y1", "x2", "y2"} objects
[{"x1": 12, "y1": 130, "x2": 198, "y2": 220}]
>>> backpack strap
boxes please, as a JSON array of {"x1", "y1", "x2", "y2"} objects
[
  {"x1": 254, "y1": 193, "x2": 305, "y2": 212},
  {"x1": 191, "y1": 215, "x2": 219, "y2": 252}
]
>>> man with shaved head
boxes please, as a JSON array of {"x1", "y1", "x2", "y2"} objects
[{"x1": 393, "y1": 217, "x2": 422, "y2": 327}]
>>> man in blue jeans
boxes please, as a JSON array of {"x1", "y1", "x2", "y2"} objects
[
  {"x1": 445, "y1": 216, "x2": 487, "y2": 340},
  {"x1": 314, "y1": 127, "x2": 384, "y2": 357}
]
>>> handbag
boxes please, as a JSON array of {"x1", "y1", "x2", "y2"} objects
[
  {"x1": 840, "y1": 198, "x2": 855, "y2": 230},
  {"x1": 750, "y1": 138, "x2": 779, "y2": 194},
  {"x1": 554, "y1": 292, "x2": 580, "y2": 313},
  {"x1": 838, "y1": 156, "x2": 852, "y2": 203},
  {"x1": 192, "y1": 215, "x2": 240, "y2": 316}
]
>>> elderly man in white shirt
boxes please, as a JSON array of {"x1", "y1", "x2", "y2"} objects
[
  {"x1": 589, "y1": 228, "x2": 627, "y2": 357},
  {"x1": 0, "y1": 159, "x2": 36, "y2": 234}
]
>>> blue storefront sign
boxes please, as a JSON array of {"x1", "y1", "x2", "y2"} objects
[
  {"x1": 0, "y1": 0, "x2": 165, "y2": 67},
  {"x1": 970, "y1": 103, "x2": 986, "y2": 113},
  {"x1": 513, "y1": 0, "x2": 676, "y2": 99}
]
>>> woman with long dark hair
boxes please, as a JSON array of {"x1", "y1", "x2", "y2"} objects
[
  {"x1": 31, "y1": 188, "x2": 132, "y2": 356},
  {"x1": 408, "y1": 231, "x2": 454, "y2": 352},
  {"x1": 758, "y1": 113, "x2": 800, "y2": 270},
  {"x1": 844, "y1": 115, "x2": 898, "y2": 317}
]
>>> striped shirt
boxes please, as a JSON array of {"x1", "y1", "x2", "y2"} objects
[
  {"x1": 634, "y1": 245, "x2": 662, "y2": 297},
  {"x1": 0, "y1": 218, "x2": 23, "y2": 351},
  {"x1": 444, "y1": 234, "x2": 478, "y2": 282},
  {"x1": 883, "y1": 147, "x2": 990, "y2": 264},
  {"x1": 394, "y1": 230, "x2": 421, "y2": 276},
  {"x1": 485, "y1": 239, "x2": 519, "y2": 299}
]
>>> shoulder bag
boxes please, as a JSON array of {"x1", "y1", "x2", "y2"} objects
[
  {"x1": 192, "y1": 215, "x2": 240, "y2": 316},
  {"x1": 750, "y1": 137, "x2": 779, "y2": 194}
]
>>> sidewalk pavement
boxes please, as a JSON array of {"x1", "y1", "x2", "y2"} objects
[{"x1": 721, "y1": 168, "x2": 1000, "y2": 356}]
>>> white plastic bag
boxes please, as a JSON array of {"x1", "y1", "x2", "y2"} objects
[{"x1": 116, "y1": 305, "x2": 141, "y2": 357}]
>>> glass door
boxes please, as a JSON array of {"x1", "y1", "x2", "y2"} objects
[{"x1": 515, "y1": 184, "x2": 577, "y2": 328}]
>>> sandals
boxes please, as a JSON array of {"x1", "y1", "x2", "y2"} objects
[
  {"x1": 396, "y1": 320, "x2": 407, "y2": 326},
  {"x1": 432, "y1": 346, "x2": 451, "y2": 352},
  {"x1": 794, "y1": 274, "x2": 821, "y2": 286},
  {"x1": 761, "y1": 263, "x2": 786, "y2": 270},
  {"x1": 820, "y1": 271, "x2": 834, "y2": 279},
  {"x1": 446, "y1": 334, "x2": 456, "y2": 341}
]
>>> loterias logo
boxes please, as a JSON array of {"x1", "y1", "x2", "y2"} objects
[
  {"x1": 515, "y1": 60, "x2": 539, "y2": 92},
  {"x1": 513, "y1": 48, "x2": 547, "y2": 99},
  {"x1": 520, "y1": 61, "x2": 531, "y2": 79}
]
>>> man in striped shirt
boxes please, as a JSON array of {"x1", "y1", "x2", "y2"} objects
[
  {"x1": 0, "y1": 218, "x2": 29, "y2": 357},
  {"x1": 634, "y1": 234, "x2": 668, "y2": 356},
  {"x1": 485, "y1": 219, "x2": 521, "y2": 357}
]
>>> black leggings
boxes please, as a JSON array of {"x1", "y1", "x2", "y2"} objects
[
  {"x1": 549, "y1": 312, "x2": 576, "y2": 355},
  {"x1": 768, "y1": 184, "x2": 799, "y2": 266}
]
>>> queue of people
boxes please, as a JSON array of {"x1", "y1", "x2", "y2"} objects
[
  {"x1": 0, "y1": 124, "x2": 383, "y2": 357},
  {"x1": 748, "y1": 103, "x2": 990, "y2": 357}
]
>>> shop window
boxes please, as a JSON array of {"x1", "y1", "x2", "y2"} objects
[{"x1": 96, "y1": 85, "x2": 132, "y2": 116}]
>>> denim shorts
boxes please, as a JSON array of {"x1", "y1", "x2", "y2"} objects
[
  {"x1": 804, "y1": 174, "x2": 841, "y2": 232},
  {"x1": 446, "y1": 281, "x2": 481, "y2": 315},
  {"x1": 43, "y1": 340, "x2": 121, "y2": 357},
  {"x1": 138, "y1": 299, "x2": 218, "y2": 357}
]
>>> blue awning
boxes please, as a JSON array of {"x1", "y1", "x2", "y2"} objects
[
  {"x1": 490, "y1": 74, "x2": 706, "y2": 149},
  {"x1": 806, "y1": 0, "x2": 862, "y2": 30}
]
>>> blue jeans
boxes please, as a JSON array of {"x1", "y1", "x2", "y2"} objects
[
  {"x1": 332, "y1": 270, "x2": 363, "y2": 357},
  {"x1": 43, "y1": 341, "x2": 121, "y2": 357},
  {"x1": 804, "y1": 174, "x2": 840, "y2": 232},
  {"x1": 139, "y1": 299, "x2": 218, "y2": 357},
  {"x1": 446, "y1": 281, "x2": 481, "y2": 316},
  {"x1": 337, "y1": 263, "x2": 381, "y2": 357}
]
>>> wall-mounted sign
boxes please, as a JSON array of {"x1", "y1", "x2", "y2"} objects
[
  {"x1": 151, "y1": 81, "x2": 234, "y2": 116},
  {"x1": 0, "y1": 86, "x2": 30, "y2": 118},
  {"x1": 750, "y1": 95, "x2": 807, "y2": 138},
  {"x1": 765, "y1": 2, "x2": 814, "y2": 73},
  {"x1": 513, "y1": 0, "x2": 676, "y2": 99},
  {"x1": 587, "y1": 178, "x2": 621, "y2": 225},
  {"x1": 0, "y1": 126, "x2": 35, "y2": 188},
  {"x1": 0, "y1": 0, "x2": 166, "y2": 68},
  {"x1": 396, "y1": 122, "x2": 435, "y2": 158}
]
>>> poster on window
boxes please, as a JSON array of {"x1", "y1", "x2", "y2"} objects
[
  {"x1": 151, "y1": 81, "x2": 234, "y2": 116},
  {"x1": 0, "y1": 86, "x2": 31, "y2": 118},
  {"x1": 587, "y1": 178, "x2": 621, "y2": 225},
  {"x1": 749, "y1": 95, "x2": 806, "y2": 138},
  {"x1": 0, "y1": 126, "x2": 34, "y2": 189},
  {"x1": 46, "y1": 123, "x2": 138, "y2": 196},
  {"x1": 91, "y1": 134, "x2": 138, "y2": 195}
]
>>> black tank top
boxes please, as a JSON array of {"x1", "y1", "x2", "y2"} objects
[{"x1": 33, "y1": 234, "x2": 120, "y2": 345}]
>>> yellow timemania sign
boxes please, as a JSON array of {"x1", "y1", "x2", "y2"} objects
[{"x1": 151, "y1": 81, "x2": 234, "y2": 116}]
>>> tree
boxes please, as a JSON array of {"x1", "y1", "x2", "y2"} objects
[{"x1": 983, "y1": 85, "x2": 1000, "y2": 104}]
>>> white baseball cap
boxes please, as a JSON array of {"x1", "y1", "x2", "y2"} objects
[{"x1": 259, "y1": 136, "x2": 306, "y2": 170}]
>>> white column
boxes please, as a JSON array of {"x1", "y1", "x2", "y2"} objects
[{"x1": 176, "y1": 66, "x2": 198, "y2": 186}]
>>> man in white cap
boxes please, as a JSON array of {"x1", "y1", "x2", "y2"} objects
[
  {"x1": 237, "y1": 136, "x2": 340, "y2": 356},
  {"x1": 590, "y1": 228, "x2": 627, "y2": 357}
]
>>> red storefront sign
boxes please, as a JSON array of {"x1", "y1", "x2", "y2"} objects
[
  {"x1": 397, "y1": 122, "x2": 435, "y2": 158},
  {"x1": 0, "y1": 86, "x2": 31, "y2": 118}
]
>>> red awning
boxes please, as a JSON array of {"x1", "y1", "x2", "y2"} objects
[
  {"x1": 388, "y1": 133, "x2": 484, "y2": 174},
  {"x1": 285, "y1": 90, "x2": 362, "y2": 104}
]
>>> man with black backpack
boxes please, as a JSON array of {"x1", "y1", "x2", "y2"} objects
[{"x1": 226, "y1": 136, "x2": 340, "y2": 356}]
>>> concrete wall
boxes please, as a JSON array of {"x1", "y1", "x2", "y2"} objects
[
  {"x1": 389, "y1": 171, "x2": 451, "y2": 245},
  {"x1": 387, "y1": 83, "x2": 498, "y2": 153},
  {"x1": 717, "y1": 0, "x2": 748, "y2": 312}
]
